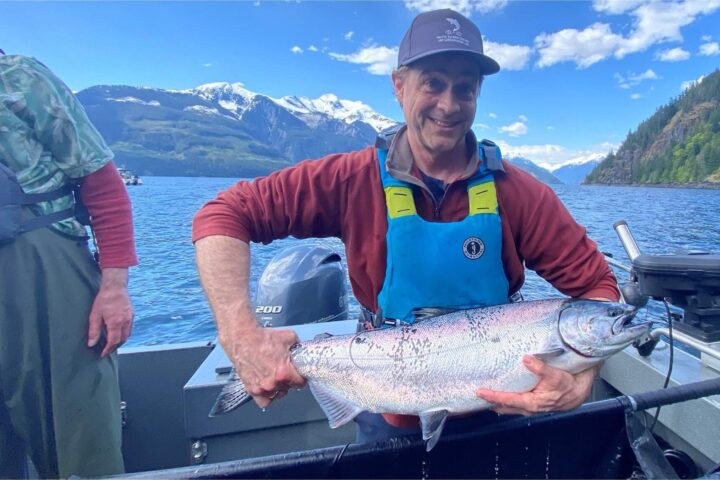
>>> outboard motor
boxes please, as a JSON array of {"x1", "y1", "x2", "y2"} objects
[{"x1": 254, "y1": 244, "x2": 348, "y2": 327}]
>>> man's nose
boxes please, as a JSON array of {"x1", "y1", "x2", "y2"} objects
[{"x1": 437, "y1": 88, "x2": 461, "y2": 114}]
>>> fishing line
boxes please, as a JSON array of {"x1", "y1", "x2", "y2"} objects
[
  {"x1": 649, "y1": 299, "x2": 674, "y2": 433},
  {"x1": 330, "y1": 442, "x2": 351, "y2": 470}
]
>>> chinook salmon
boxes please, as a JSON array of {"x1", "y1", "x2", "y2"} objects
[{"x1": 210, "y1": 298, "x2": 649, "y2": 450}]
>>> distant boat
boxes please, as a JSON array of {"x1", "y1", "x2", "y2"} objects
[{"x1": 117, "y1": 167, "x2": 143, "y2": 186}]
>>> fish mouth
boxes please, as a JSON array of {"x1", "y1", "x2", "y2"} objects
[{"x1": 611, "y1": 307, "x2": 650, "y2": 336}]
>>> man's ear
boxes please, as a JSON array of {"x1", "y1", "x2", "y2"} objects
[{"x1": 391, "y1": 71, "x2": 404, "y2": 107}]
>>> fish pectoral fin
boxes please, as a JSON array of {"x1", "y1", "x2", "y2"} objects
[
  {"x1": 531, "y1": 347, "x2": 567, "y2": 361},
  {"x1": 209, "y1": 375, "x2": 252, "y2": 417},
  {"x1": 308, "y1": 380, "x2": 363, "y2": 429},
  {"x1": 412, "y1": 307, "x2": 459, "y2": 322},
  {"x1": 419, "y1": 409, "x2": 449, "y2": 452}
]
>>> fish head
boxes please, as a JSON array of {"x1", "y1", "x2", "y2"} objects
[{"x1": 558, "y1": 300, "x2": 650, "y2": 358}]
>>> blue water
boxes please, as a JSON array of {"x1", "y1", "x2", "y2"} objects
[{"x1": 125, "y1": 177, "x2": 720, "y2": 346}]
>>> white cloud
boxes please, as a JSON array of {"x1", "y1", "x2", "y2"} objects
[
  {"x1": 518, "y1": 114, "x2": 528, "y2": 122},
  {"x1": 630, "y1": 93, "x2": 642, "y2": 100},
  {"x1": 702, "y1": 35, "x2": 713, "y2": 41},
  {"x1": 473, "y1": 123, "x2": 489, "y2": 130},
  {"x1": 483, "y1": 39, "x2": 532, "y2": 71},
  {"x1": 345, "y1": 31, "x2": 354, "y2": 41},
  {"x1": 700, "y1": 42, "x2": 720, "y2": 55},
  {"x1": 329, "y1": 46, "x2": 399, "y2": 75},
  {"x1": 403, "y1": 0, "x2": 508, "y2": 16},
  {"x1": 656, "y1": 47, "x2": 690, "y2": 61},
  {"x1": 681, "y1": 74, "x2": 706, "y2": 91},
  {"x1": 593, "y1": 0, "x2": 647, "y2": 14},
  {"x1": 291, "y1": 46, "x2": 303, "y2": 54},
  {"x1": 615, "y1": 69, "x2": 658, "y2": 89},
  {"x1": 536, "y1": 0, "x2": 720, "y2": 68},
  {"x1": 498, "y1": 142, "x2": 564, "y2": 164},
  {"x1": 489, "y1": 112, "x2": 497, "y2": 119},
  {"x1": 308, "y1": 45, "x2": 319, "y2": 52},
  {"x1": 547, "y1": 126, "x2": 554, "y2": 130},
  {"x1": 499, "y1": 121, "x2": 528, "y2": 137},
  {"x1": 253, "y1": 1, "x2": 260, "y2": 6},
  {"x1": 536, "y1": 23, "x2": 623, "y2": 68},
  {"x1": 615, "y1": 1, "x2": 720, "y2": 58},
  {"x1": 202, "y1": 63, "x2": 213, "y2": 68}
]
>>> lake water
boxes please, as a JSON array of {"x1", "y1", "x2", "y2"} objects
[{"x1": 125, "y1": 177, "x2": 720, "y2": 346}]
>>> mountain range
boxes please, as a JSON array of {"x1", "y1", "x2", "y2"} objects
[
  {"x1": 551, "y1": 158, "x2": 603, "y2": 185},
  {"x1": 77, "y1": 81, "x2": 598, "y2": 185},
  {"x1": 506, "y1": 157, "x2": 562, "y2": 184},
  {"x1": 78, "y1": 82, "x2": 396, "y2": 177}
]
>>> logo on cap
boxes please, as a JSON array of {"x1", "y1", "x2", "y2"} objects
[
  {"x1": 438, "y1": 17, "x2": 470, "y2": 46},
  {"x1": 445, "y1": 18, "x2": 462, "y2": 36}
]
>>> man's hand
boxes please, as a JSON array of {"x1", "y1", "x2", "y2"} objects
[
  {"x1": 221, "y1": 320, "x2": 307, "y2": 409},
  {"x1": 476, "y1": 355, "x2": 598, "y2": 416},
  {"x1": 88, "y1": 267, "x2": 134, "y2": 358}
]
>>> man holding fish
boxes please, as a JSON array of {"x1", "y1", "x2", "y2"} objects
[{"x1": 193, "y1": 8, "x2": 622, "y2": 445}]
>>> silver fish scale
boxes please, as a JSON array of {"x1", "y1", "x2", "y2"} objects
[{"x1": 291, "y1": 299, "x2": 567, "y2": 415}]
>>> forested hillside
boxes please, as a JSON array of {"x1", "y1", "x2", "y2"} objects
[{"x1": 586, "y1": 70, "x2": 720, "y2": 185}]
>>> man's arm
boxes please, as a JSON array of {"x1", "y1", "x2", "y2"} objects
[
  {"x1": 195, "y1": 235, "x2": 306, "y2": 408},
  {"x1": 81, "y1": 162, "x2": 138, "y2": 357}
]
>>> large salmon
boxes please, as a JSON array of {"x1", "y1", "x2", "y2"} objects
[{"x1": 211, "y1": 298, "x2": 649, "y2": 450}]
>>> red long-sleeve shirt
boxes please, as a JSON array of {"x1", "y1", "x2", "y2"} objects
[
  {"x1": 192, "y1": 144, "x2": 619, "y2": 307},
  {"x1": 79, "y1": 161, "x2": 138, "y2": 269}
]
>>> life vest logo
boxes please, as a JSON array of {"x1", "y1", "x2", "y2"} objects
[{"x1": 463, "y1": 237, "x2": 485, "y2": 260}]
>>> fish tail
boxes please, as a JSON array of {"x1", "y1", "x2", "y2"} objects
[{"x1": 208, "y1": 377, "x2": 251, "y2": 417}]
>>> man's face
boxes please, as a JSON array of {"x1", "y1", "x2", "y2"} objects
[{"x1": 393, "y1": 53, "x2": 481, "y2": 161}]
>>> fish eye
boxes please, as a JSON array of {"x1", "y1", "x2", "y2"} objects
[{"x1": 607, "y1": 306, "x2": 625, "y2": 317}]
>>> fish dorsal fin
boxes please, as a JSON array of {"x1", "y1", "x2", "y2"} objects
[
  {"x1": 419, "y1": 409, "x2": 449, "y2": 451},
  {"x1": 532, "y1": 347, "x2": 567, "y2": 361},
  {"x1": 209, "y1": 374, "x2": 251, "y2": 417},
  {"x1": 313, "y1": 332, "x2": 334, "y2": 340},
  {"x1": 412, "y1": 307, "x2": 459, "y2": 322},
  {"x1": 308, "y1": 380, "x2": 363, "y2": 429}
]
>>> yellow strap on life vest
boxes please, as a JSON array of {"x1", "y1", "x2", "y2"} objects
[
  {"x1": 384, "y1": 186, "x2": 417, "y2": 219},
  {"x1": 468, "y1": 181, "x2": 498, "y2": 215}
]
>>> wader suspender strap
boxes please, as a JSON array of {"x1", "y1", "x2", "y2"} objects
[
  {"x1": 16, "y1": 184, "x2": 75, "y2": 233},
  {"x1": 0, "y1": 161, "x2": 77, "y2": 234}
]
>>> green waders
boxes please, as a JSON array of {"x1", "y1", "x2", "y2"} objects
[{"x1": 0, "y1": 212, "x2": 124, "y2": 478}]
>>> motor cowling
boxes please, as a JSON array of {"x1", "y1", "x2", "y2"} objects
[{"x1": 254, "y1": 244, "x2": 348, "y2": 327}]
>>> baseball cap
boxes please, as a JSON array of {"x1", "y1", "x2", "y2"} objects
[{"x1": 398, "y1": 9, "x2": 500, "y2": 75}]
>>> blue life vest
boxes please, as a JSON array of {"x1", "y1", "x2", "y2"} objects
[{"x1": 376, "y1": 145, "x2": 510, "y2": 323}]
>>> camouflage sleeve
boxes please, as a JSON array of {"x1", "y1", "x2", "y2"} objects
[{"x1": 15, "y1": 57, "x2": 113, "y2": 178}]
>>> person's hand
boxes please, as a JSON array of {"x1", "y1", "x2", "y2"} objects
[
  {"x1": 222, "y1": 321, "x2": 307, "y2": 409},
  {"x1": 88, "y1": 268, "x2": 134, "y2": 358},
  {"x1": 476, "y1": 355, "x2": 598, "y2": 416}
]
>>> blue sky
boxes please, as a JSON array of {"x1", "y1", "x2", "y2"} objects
[{"x1": 2, "y1": 0, "x2": 719, "y2": 168}]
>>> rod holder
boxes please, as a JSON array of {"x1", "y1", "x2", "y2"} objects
[{"x1": 613, "y1": 220, "x2": 642, "y2": 262}]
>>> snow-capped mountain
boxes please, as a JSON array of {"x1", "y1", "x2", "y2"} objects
[
  {"x1": 179, "y1": 82, "x2": 396, "y2": 132},
  {"x1": 506, "y1": 157, "x2": 563, "y2": 185},
  {"x1": 272, "y1": 93, "x2": 397, "y2": 132},
  {"x1": 544, "y1": 152, "x2": 606, "y2": 172},
  {"x1": 77, "y1": 82, "x2": 399, "y2": 177},
  {"x1": 545, "y1": 153, "x2": 605, "y2": 185}
]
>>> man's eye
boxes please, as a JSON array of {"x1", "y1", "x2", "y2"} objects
[
  {"x1": 425, "y1": 79, "x2": 443, "y2": 91},
  {"x1": 456, "y1": 84, "x2": 475, "y2": 97}
]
